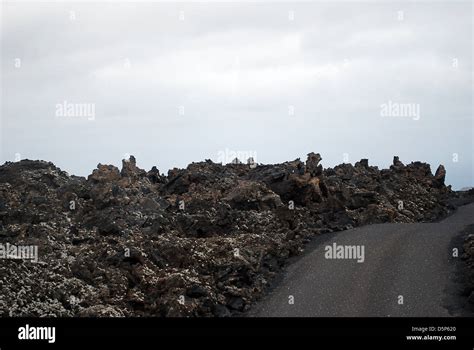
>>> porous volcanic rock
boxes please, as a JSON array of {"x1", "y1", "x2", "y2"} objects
[{"x1": 0, "y1": 154, "x2": 463, "y2": 317}]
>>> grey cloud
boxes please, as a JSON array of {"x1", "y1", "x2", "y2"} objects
[{"x1": 1, "y1": 1, "x2": 472, "y2": 189}]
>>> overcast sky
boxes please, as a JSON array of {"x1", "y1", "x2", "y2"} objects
[{"x1": 1, "y1": 1, "x2": 472, "y2": 189}]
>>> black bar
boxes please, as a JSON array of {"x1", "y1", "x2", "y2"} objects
[{"x1": 0, "y1": 317, "x2": 473, "y2": 347}]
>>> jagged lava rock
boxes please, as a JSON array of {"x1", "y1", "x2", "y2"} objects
[{"x1": 0, "y1": 154, "x2": 463, "y2": 317}]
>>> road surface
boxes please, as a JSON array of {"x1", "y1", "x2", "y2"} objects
[{"x1": 250, "y1": 203, "x2": 474, "y2": 317}]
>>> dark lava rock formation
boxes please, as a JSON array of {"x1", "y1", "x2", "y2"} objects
[
  {"x1": 0, "y1": 153, "x2": 463, "y2": 316},
  {"x1": 462, "y1": 214, "x2": 474, "y2": 309}
]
